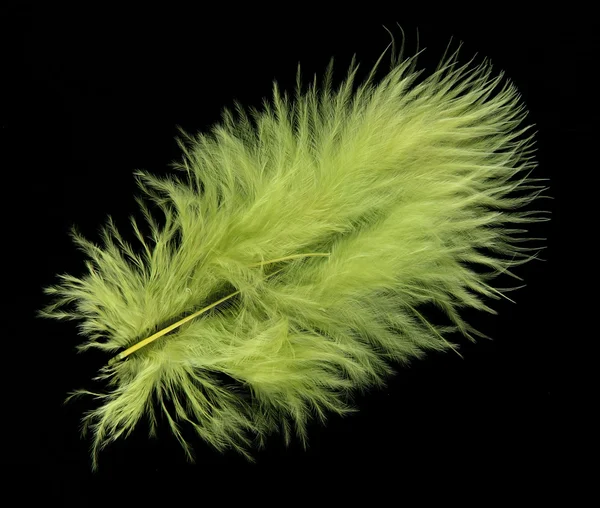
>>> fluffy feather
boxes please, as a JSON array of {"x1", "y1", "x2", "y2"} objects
[{"x1": 40, "y1": 35, "x2": 548, "y2": 468}]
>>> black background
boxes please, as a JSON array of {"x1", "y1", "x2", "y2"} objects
[{"x1": 2, "y1": 4, "x2": 589, "y2": 504}]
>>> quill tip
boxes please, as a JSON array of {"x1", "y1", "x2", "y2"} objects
[{"x1": 107, "y1": 354, "x2": 123, "y2": 366}]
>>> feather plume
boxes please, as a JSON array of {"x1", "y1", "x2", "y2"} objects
[{"x1": 40, "y1": 33, "x2": 548, "y2": 468}]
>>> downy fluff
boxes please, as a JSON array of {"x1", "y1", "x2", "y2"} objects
[{"x1": 40, "y1": 34, "x2": 548, "y2": 468}]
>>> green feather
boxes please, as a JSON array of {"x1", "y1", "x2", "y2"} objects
[{"x1": 40, "y1": 33, "x2": 548, "y2": 469}]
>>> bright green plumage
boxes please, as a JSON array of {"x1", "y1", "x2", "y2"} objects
[{"x1": 40, "y1": 34, "x2": 548, "y2": 469}]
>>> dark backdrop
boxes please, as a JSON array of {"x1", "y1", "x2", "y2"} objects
[{"x1": 2, "y1": 5, "x2": 587, "y2": 504}]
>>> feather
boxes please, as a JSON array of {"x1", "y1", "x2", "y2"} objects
[{"x1": 40, "y1": 32, "x2": 549, "y2": 469}]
